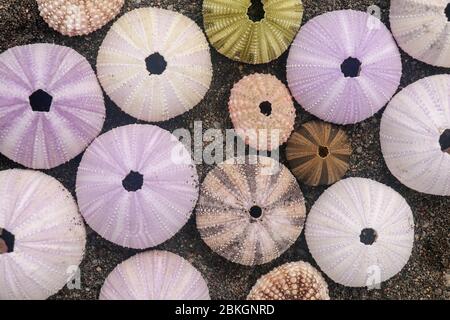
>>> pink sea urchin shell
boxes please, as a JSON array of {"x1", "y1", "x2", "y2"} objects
[
  {"x1": 0, "y1": 43, "x2": 105, "y2": 169},
  {"x1": 76, "y1": 124, "x2": 199, "y2": 249},
  {"x1": 287, "y1": 10, "x2": 402, "y2": 125},
  {"x1": 0, "y1": 169, "x2": 86, "y2": 300},
  {"x1": 97, "y1": 7, "x2": 213, "y2": 122},
  {"x1": 196, "y1": 156, "x2": 306, "y2": 266},
  {"x1": 37, "y1": 0, "x2": 124, "y2": 37},
  {"x1": 229, "y1": 74, "x2": 296, "y2": 151},
  {"x1": 100, "y1": 250, "x2": 210, "y2": 300}
]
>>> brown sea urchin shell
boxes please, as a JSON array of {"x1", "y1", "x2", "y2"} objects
[
  {"x1": 247, "y1": 261, "x2": 329, "y2": 300},
  {"x1": 196, "y1": 156, "x2": 306, "y2": 266},
  {"x1": 286, "y1": 121, "x2": 352, "y2": 186},
  {"x1": 37, "y1": 0, "x2": 124, "y2": 37},
  {"x1": 229, "y1": 74, "x2": 296, "y2": 151}
]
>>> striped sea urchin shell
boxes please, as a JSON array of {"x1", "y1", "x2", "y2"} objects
[
  {"x1": 390, "y1": 0, "x2": 450, "y2": 68},
  {"x1": 203, "y1": 0, "x2": 304, "y2": 64},
  {"x1": 0, "y1": 43, "x2": 105, "y2": 169},
  {"x1": 196, "y1": 156, "x2": 306, "y2": 266},
  {"x1": 37, "y1": 0, "x2": 124, "y2": 37},
  {"x1": 247, "y1": 261, "x2": 329, "y2": 300},
  {"x1": 229, "y1": 74, "x2": 296, "y2": 151},
  {"x1": 287, "y1": 10, "x2": 402, "y2": 125},
  {"x1": 286, "y1": 121, "x2": 352, "y2": 186},
  {"x1": 0, "y1": 169, "x2": 86, "y2": 300},
  {"x1": 76, "y1": 124, "x2": 199, "y2": 249},
  {"x1": 380, "y1": 74, "x2": 450, "y2": 196},
  {"x1": 97, "y1": 7, "x2": 213, "y2": 122},
  {"x1": 305, "y1": 178, "x2": 414, "y2": 287},
  {"x1": 100, "y1": 250, "x2": 210, "y2": 300}
]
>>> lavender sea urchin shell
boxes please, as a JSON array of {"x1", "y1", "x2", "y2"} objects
[
  {"x1": 100, "y1": 251, "x2": 210, "y2": 300},
  {"x1": 287, "y1": 10, "x2": 402, "y2": 125},
  {"x1": 196, "y1": 156, "x2": 306, "y2": 266},
  {"x1": 97, "y1": 7, "x2": 213, "y2": 122},
  {"x1": 0, "y1": 43, "x2": 105, "y2": 169},
  {"x1": 380, "y1": 74, "x2": 450, "y2": 196},
  {"x1": 76, "y1": 124, "x2": 199, "y2": 249},
  {"x1": 229, "y1": 74, "x2": 296, "y2": 151},
  {"x1": 247, "y1": 261, "x2": 329, "y2": 300},
  {"x1": 37, "y1": 0, "x2": 124, "y2": 37},
  {"x1": 0, "y1": 169, "x2": 86, "y2": 300},
  {"x1": 305, "y1": 178, "x2": 414, "y2": 287}
]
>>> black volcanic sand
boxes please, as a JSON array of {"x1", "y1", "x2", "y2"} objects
[{"x1": 0, "y1": 0, "x2": 449, "y2": 300}]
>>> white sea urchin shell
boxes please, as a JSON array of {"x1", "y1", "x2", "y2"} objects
[
  {"x1": 305, "y1": 178, "x2": 414, "y2": 287},
  {"x1": 97, "y1": 7, "x2": 213, "y2": 122},
  {"x1": 100, "y1": 250, "x2": 210, "y2": 300},
  {"x1": 0, "y1": 169, "x2": 86, "y2": 300},
  {"x1": 380, "y1": 74, "x2": 450, "y2": 196}
]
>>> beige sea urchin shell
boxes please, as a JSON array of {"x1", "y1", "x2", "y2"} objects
[
  {"x1": 229, "y1": 74, "x2": 296, "y2": 151},
  {"x1": 247, "y1": 261, "x2": 330, "y2": 300},
  {"x1": 196, "y1": 155, "x2": 306, "y2": 266},
  {"x1": 37, "y1": 0, "x2": 124, "y2": 37}
]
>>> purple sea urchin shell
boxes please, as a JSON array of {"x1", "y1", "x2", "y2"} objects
[
  {"x1": 0, "y1": 169, "x2": 86, "y2": 300},
  {"x1": 196, "y1": 156, "x2": 306, "y2": 266},
  {"x1": 380, "y1": 74, "x2": 450, "y2": 196},
  {"x1": 287, "y1": 10, "x2": 402, "y2": 125},
  {"x1": 97, "y1": 7, "x2": 213, "y2": 122},
  {"x1": 76, "y1": 124, "x2": 199, "y2": 249},
  {"x1": 100, "y1": 250, "x2": 210, "y2": 300},
  {"x1": 305, "y1": 178, "x2": 414, "y2": 287},
  {"x1": 0, "y1": 43, "x2": 105, "y2": 169}
]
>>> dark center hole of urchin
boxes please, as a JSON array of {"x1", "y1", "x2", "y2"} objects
[
  {"x1": 0, "y1": 228, "x2": 15, "y2": 254},
  {"x1": 439, "y1": 129, "x2": 450, "y2": 152},
  {"x1": 318, "y1": 145, "x2": 329, "y2": 158},
  {"x1": 360, "y1": 228, "x2": 377, "y2": 245},
  {"x1": 247, "y1": 0, "x2": 265, "y2": 22},
  {"x1": 341, "y1": 57, "x2": 362, "y2": 78},
  {"x1": 445, "y1": 4, "x2": 450, "y2": 21},
  {"x1": 122, "y1": 171, "x2": 144, "y2": 192},
  {"x1": 259, "y1": 101, "x2": 272, "y2": 116},
  {"x1": 249, "y1": 206, "x2": 263, "y2": 219},
  {"x1": 29, "y1": 89, "x2": 53, "y2": 112},
  {"x1": 145, "y1": 52, "x2": 167, "y2": 75}
]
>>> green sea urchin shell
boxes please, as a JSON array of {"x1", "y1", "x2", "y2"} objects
[{"x1": 203, "y1": 0, "x2": 304, "y2": 64}]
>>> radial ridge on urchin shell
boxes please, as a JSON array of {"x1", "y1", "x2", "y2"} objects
[
  {"x1": 380, "y1": 74, "x2": 450, "y2": 196},
  {"x1": 100, "y1": 250, "x2": 210, "y2": 300},
  {"x1": 196, "y1": 155, "x2": 306, "y2": 266},
  {"x1": 37, "y1": 0, "x2": 124, "y2": 37},
  {"x1": 390, "y1": 0, "x2": 450, "y2": 68},
  {"x1": 0, "y1": 43, "x2": 105, "y2": 169},
  {"x1": 247, "y1": 261, "x2": 330, "y2": 300},
  {"x1": 0, "y1": 169, "x2": 86, "y2": 300},
  {"x1": 229, "y1": 74, "x2": 296, "y2": 151},
  {"x1": 97, "y1": 7, "x2": 213, "y2": 122},
  {"x1": 76, "y1": 124, "x2": 199, "y2": 249},
  {"x1": 305, "y1": 178, "x2": 414, "y2": 287},
  {"x1": 287, "y1": 10, "x2": 402, "y2": 125}
]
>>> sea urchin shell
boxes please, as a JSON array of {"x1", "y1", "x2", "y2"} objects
[
  {"x1": 76, "y1": 124, "x2": 199, "y2": 249},
  {"x1": 100, "y1": 250, "x2": 210, "y2": 300},
  {"x1": 286, "y1": 121, "x2": 352, "y2": 186},
  {"x1": 247, "y1": 261, "x2": 329, "y2": 300},
  {"x1": 287, "y1": 10, "x2": 402, "y2": 125},
  {"x1": 390, "y1": 0, "x2": 450, "y2": 68},
  {"x1": 203, "y1": 0, "x2": 304, "y2": 64},
  {"x1": 37, "y1": 0, "x2": 124, "y2": 37},
  {"x1": 305, "y1": 178, "x2": 414, "y2": 287},
  {"x1": 196, "y1": 156, "x2": 306, "y2": 266},
  {"x1": 380, "y1": 74, "x2": 450, "y2": 196},
  {"x1": 0, "y1": 169, "x2": 86, "y2": 300},
  {"x1": 229, "y1": 74, "x2": 296, "y2": 151},
  {"x1": 97, "y1": 7, "x2": 213, "y2": 122},
  {"x1": 0, "y1": 43, "x2": 105, "y2": 169}
]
